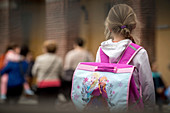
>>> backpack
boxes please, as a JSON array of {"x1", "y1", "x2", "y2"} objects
[{"x1": 71, "y1": 43, "x2": 144, "y2": 112}]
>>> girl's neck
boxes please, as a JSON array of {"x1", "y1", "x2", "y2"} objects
[{"x1": 111, "y1": 34, "x2": 125, "y2": 42}]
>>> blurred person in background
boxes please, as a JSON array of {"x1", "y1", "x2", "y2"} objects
[
  {"x1": 0, "y1": 44, "x2": 16, "y2": 101},
  {"x1": 20, "y1": 45, "x2": 34, "y2": 96},
  {"x1": 0, "y1": 44, "x2": 34, "y2": 102},
  {"x1": 0, "y1": 45, "x2": 12, "y2": 70},
  {"x1": 0, "y1": 43, "x2": 21, "y2": 101},
  {"x1": 0, "y1": 43, "x2": 29, "y2": 103},
  {"x1": 151, "y1": 61, "x2": 166, "y2": 110},
  {"x1": 63, "y1": 37, "x2": 94, "y2": 100},
  {"x1": 25, "y1": 51, "x2": 35, "y2": 88},
  {"x1": 32, "y1": 40, "x2": 66, "y2": 105},
  {"x1": 165, "y1": 86, "x2": 170, "y2": 105},
  {"x1": 164, "y1": 63, "x2": 170, "y2": 105}
]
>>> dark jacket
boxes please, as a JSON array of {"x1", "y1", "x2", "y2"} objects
[{"x1": 0, "y1": 61, "x2": 28, "y2": 87}]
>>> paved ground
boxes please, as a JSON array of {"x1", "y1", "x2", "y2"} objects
[
  {"x1": 0, "y1": 95, "x2": 170, "y2": 113},
  {"x1": 0, "y1": 95, "x2": 78, "y2": 113}
]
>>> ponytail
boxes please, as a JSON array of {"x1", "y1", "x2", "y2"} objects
[{"x1": 120, "y1": 25, "x2": 136, "y2": 43}]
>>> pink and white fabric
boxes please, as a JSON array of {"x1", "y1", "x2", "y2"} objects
[
  {"x1": 71, "y1": 43, "x2": 144, "y2": 112},
  {"x1": 4, "y1": 50, "x2": 20, "y2": 64}
]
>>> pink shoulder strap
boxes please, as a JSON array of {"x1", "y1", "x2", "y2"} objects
[
  {"x1": 99, "y1": 43, "x2": 142, "y2": 64},
  {"x1": 99, "y1": 48, "x2": 109, "y2": 63},
  {"x1": 118, "y1": 43, "x2": 143, "y2": 99},
  {"x1": 118, "y1": 43, "x2": 142, "y2": 64}
]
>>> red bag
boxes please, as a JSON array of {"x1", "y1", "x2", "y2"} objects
[{"x1": 0, "y1": 54, "x2": 5, "y2": 70}]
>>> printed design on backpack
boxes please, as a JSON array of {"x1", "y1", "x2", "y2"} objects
[
  {"x1": 106, "y1": 84, "x2": 115, "y2": 107},
  {"x1": 80, "y1": 72, "x2": 112, "y2": 105},
  {"x1": 81, "y1": 73, "x2": 100, "y2": 103},
  {"x1": 72, "y1": 68, "x2": 132, "y2": 111},
  {"x1": 98, "y1": 76, "x2": 108, "y2": 97}
]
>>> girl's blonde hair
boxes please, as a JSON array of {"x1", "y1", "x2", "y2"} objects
[
  {"x1": 89, "y1": 73, "x2": 100, "y2": 90},
  {"x1": 105, "y1": 4, "x2": 140, "y2": 44}
]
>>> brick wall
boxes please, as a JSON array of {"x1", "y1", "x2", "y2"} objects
[
  {"x1": 45, "y1": 0, "x2": 67, "y2": 58},
  {"x1": 65, "y1": 0, "x2": 81, "y2": 52},
  {"x1": 140, "y1": 0, "x2": 156, "y2": 62},
  {"x1": 0, "y1": 0, "x2": 9, "y2": 54},
  {"x1": 0, "y1": 0, "x2": 32, "y2": 54},
  {"x1": 0, "y1": 0, "x2": 155, "y2": 62},
  {"x1": 9, "y1": 1, "x2": 23, "y2": 45},
  {"x1": 0, "y1": 0, "x2": 81, "y2": 59},
  {"x1": 45, "y1": 0, "x2": 81, "y2": 58}
]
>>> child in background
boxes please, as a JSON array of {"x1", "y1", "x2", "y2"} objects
[
  {"x1": 0, "y1": 43, "x2": 34, "y2": 101},
  {"x1": 165, "y1": 86, "x2": 170, "y2": 105},
  {"x1": 151, "y1": 61, "x2": 165, "y2": 110}
]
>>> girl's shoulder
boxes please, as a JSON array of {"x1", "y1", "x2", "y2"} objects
[
  {"x1": 101, "y1": 39, "x2": 113, "y2": 46},
  {"x1": 136, "y1": 47, "x2": 148, "y2": 56},
  {"x1": 131, "y1": 47, "x2": 150, "y2": 65}
]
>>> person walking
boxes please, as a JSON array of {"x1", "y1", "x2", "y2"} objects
[
  {"x1": 95, "y1": 4, "x2": 155, "y2": 111},
  {"x1": 63, "y1": 37, "x2": 94, "y2": 100},
  {"x1": 32, "y1": 40, "x2": 66, "y2": 105},
  {"x1": 0, "y1": 43, "x2": 33, "y2": 102},
  {"x1": 0, "y1": 51, "x2": 29, "y2": 103}
]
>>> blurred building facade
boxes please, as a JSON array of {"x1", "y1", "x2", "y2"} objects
[
  {"x1": 156, "y1": 0, "x2": 170, "y2": 86},
  {"x1": 0, "y1": 0, "x2": 81, "y2": 58},
  {"x1": 0, "y1": 0, "x2": 169, "y2": 85}
]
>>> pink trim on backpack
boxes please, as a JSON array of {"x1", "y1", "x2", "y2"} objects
[
  {"x1": 77, "y1": 64, "x2": 97, "y2": 72},
  {"x1": 117, "y1": 43, "x2": 131, "y2": 63},
  {"x1": 71, "y1": 69, "x2": 77, "y2": 101},
  {"x1": 100, "y1": 48, "x2": 109, "y2": 63},
  {"x1": 118, "y1": 43, "x2": 142, "y2": 64},
  {"x1": 116, "y1": 68, "x2": 134, "y2": 73},
  {"x1": 77, "y1": 63, "x2": 134, "y2": 73},
  {"x1": 80, "y1": 62, "x2": 133, "y2": 68},
  {"x1": 126, "y1": 66, "x2": 135, "y2": 108},
  {"x1": 126, "y1": 47, "x2": 142, "y2": 64}
]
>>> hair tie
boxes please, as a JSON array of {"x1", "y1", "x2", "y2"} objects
[{"x1": 121, "y1": 25, "x2": 126, "y2": 29}]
